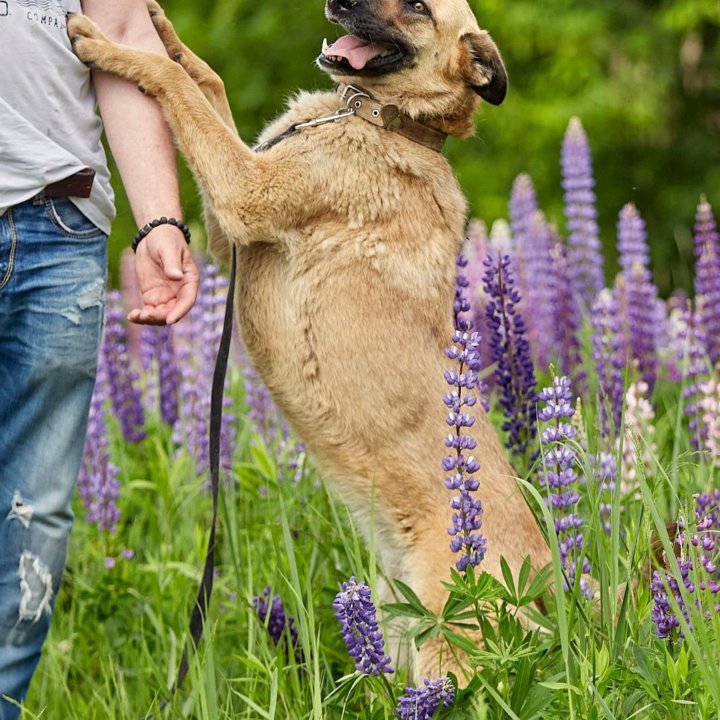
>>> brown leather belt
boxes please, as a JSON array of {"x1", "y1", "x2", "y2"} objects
[{"x1": 44, "y1": 167, "x2": 95, "y2": 199}]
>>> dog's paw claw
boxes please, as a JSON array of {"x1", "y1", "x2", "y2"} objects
[
  {"x1": 146, "y1": 0, "x2": 163, "y2": 18},
  {"x1": 173, "y1": 52, "x2": 184, "y2": 63},
  {"x1": 137, "y1": 84, "x2": 147, "y2": 94}
]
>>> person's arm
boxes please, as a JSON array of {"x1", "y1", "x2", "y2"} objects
[{"x1": 81, "y1": 0, "x2": 199, "y2": 325}]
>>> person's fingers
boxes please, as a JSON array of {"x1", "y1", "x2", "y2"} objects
[
  {"x1": 127, "y1": 304, "x2": 170, "y2": 325},
  {"x1": 157, "y1": 242, "x2": 184, "y2": 281},
  {"x1": 166, "y1": 253, "x2": 200, "y2": 324}
]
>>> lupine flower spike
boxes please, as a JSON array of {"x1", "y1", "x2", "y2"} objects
[
  {"x1": 549, "y1": 239, "x2": 584, "y2": 379},
  {"x1": 333, "y1": 577, "x2": 393, "y2": 675},
  {"x1": 396, "y1": 677, "x2": 455, "y2": 720},
  {"x1": 77, "y1": 349, "x2": 121, "y2": 533},
  {"x1": 443, "y1": 255, "x2": 487, "y2": 572},
  {"x1": 590, "y1": 289, "x2": 626, "y2": 435},
  {"x1": 683, "y1": 312, "x2": 713, "y2": 451},
  {"x1": 483, "y1": 253, "x2": 538, "y2": 460},
  {"x1": 615, "y1": 203, "x2": 659, "y2": 391},
  {"x1": 172, "y1": 264, "x2": 236, "y2": 476},
  {"x1": 651, "y1": 491, "x2": 720, "y2": 639},
  {"x1": 692, "y1": 197, "x2": 720, "y2": 365},
  {"x1": 509, "y1": 172, "x2": 539, "y2": 303},
  {"x1": 103, "y1": 290, "x2": 146, "y2": 442},
  {"x1": 252, "y1": 586, "x2": 299, "y2": 647},
  {"x1": 561, "y1": 117, "x2": 604, "y2": 312},
  {"x1": 140, "y1": 325, "x2": 181, "y2": 427},
  {"x1": 536, "y1": 375, "x2": 590, "y2": 594}
]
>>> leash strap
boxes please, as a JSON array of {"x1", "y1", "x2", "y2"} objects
[{"x1": 168, "y1": 245, "x2": 237, "y2": 703}]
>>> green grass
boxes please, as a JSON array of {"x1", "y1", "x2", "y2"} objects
[{"x1": 22, "y1": 363, "x2": 720, "y2": 719}]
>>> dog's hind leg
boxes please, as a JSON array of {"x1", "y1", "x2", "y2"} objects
[{"x1": 146, "y1": 0, "x2": 236, "y2": 133}]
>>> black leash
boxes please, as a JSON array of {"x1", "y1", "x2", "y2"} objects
[{"x1": 146, "y1": 245, "x2": 236, "y2": 718}]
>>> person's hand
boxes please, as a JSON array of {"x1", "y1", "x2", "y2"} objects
[{"x1": 129, "y1": 225, "x2": 200, "y2": 325}]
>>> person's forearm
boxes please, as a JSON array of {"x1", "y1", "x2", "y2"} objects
[{"x1": 82, "y1": 0, "x2": 182, "y2": 227}]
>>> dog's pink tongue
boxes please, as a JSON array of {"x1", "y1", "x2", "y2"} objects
[{"x1": 325, "y1": 35, "x2": 385, "y2": 70}]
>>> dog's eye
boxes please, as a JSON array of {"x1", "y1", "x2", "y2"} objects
[{"x1": 409, "y1": 1, "x2": 428, "y2": 13}]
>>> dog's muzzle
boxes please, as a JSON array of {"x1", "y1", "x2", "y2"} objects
[{"x1": 327, "y1": 0, "x2": 362, "y2": 14}]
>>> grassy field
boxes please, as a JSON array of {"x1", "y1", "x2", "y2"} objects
[
  {"x1": 19, "y1": 308, "x2": 719, "y2": 719},
  {"x1": 19, "y1": 123, "x2": 720, "y2": 719}
]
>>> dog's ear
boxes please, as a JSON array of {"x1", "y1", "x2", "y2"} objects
[{"x1": 460, "y1": 31, "x2": 507, "y2": 106}]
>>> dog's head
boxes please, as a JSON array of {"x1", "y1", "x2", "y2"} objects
[{"x1": 318, "y1": 0, "x2": 507, "y2": 136}]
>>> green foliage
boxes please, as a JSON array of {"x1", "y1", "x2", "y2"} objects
[
  {"x1": 108, "y1": 0, "x2": 719, "y2": 296},
  {"x1": 23, "y1": 350, "x2": 720, "y2": 718}
]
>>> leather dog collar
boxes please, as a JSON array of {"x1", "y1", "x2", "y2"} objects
[
  {"x1": 338, "y1": 85, "x2": 447, "y2": 152},
  {"x1": 255, "y1": 84, "x2": 447, "y2": 153}
]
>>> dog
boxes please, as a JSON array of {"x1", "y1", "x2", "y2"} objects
[{"x1": 68, "y1": 0, "x2": 551, "y2": 679}]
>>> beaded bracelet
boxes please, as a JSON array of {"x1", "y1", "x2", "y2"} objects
[{"x1": 132, "y1": 217, "x2": 191, "y2": 253}]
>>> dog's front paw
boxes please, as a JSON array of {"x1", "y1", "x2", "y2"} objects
[
  {"x1": 146, "y1": 0, "x2": 185, "y2": 63},
  {"x1": 67, "y1": 14, "x2": 112, "y2": 69}
]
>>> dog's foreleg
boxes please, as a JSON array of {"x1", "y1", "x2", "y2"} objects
[
  {"x1": 144, "y1": 0, "x2": 237, "y2": 262},
  {"x1": 69, "y1": 15, "x2": 313, "y2": 247},
  {"x1": 145, "y1": 0, "x2": 236, "y2": 133}
]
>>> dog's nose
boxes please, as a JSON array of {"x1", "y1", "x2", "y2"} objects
[{"x1": 327, "y1": 0, "x2": 359, "y2": 13}]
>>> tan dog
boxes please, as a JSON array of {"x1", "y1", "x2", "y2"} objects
[{"x1": 68, "y1": 0, "x2": 550, "y2": 679}]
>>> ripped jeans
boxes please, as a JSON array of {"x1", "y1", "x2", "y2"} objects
[{"x1": 0, "y1": 196, "x2": 107, "y2": 717}]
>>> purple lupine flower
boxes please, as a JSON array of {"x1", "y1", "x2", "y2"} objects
[
  {"x1": 140, "y1": 325, "x2": 180, "y2": 427},
  {"x1": 699, "y1": 377, "x2": 720, "y2": 464},
  {"x1": 561, "y1": 117, "x2": 604, "y2": 311},
  {"x1": 615, "y1": 204, "x2": 659, "y2": 391},
  {"x1": 252, "y1": 586, "x2": 299, "y2": 647},
  {"x1": 695, "y1": 490, "x2": 720, "y2": 577},
  {"x1": 332, "y1": 577, "x2": 393, "y2": 676},
  {"x1": 651, "y1": 491, "x2": 720, "y2": 639},
  {"x1": 619, "y1": 263, "x2": 659, "y2": 392},
  {"x1": 536, "y1": 375, "x2": 590, "y2": 593},
  {"x1": 173, "y1": 313, "x2": 209, "y2": 471},
  {"x1": 509, "y1": 173, "x2": 539, "y2": 303},
  {"x1": 617, "y1": 203, "x2": 651, "y2": 279},
  {"x1": 522, "y1": 211, "x2": 556, "y2": 370},
  {"x1": 172, "y1": 264, "x2": 236, "y2": 477},
  {"x1": 462, "y1": 221, "x2": 493, "y2": 374},
  {"x1": 118, "y1": 248, "x2": 143, "y2": 361},
  {"x1": 483, "y1": 253, "x2": 538, "y2": 459},
  {"x1": 683, "y1": 311, "x2": 713, "y2": 451},
  {"x1": 590, "y1": 289, "x2": 626, "y2": 435},
  {"x1": 693, "y1": 198, "x2": 720, "y2": 365},
  {"x1": 594, "y1": 451, "x2": 617, "y2": 534},
  {"x1": 243, "y1": 359, "x2": 277, "y2": 442},
  {"x1": 662, "y1": 293, "x2": 692, "y2": 382},
  {"x1": 549, "y1": 239, "x2": 584, "y2": 380},
  {"x1": 650, "y1": 560, "x2": 695, "y2": 639},
  {"x1": 103, "y1": 290, "x2": 146, "y2": 442},
  {"x1": 489, "y1": 219, "x2": 512, "y2": 255},
  {"x1": 622, "y1": 380, "x2": 657, "y2": 486},
  {"x1": 395, "y1": 677, "x2": 455, "y2": 720},
  {"x1": 443, "y1": 256, "x2": 488, "y2": 571},
  {"x1": 240, "y1": 346, "x2": 308, "y2": 482},
  {"x1": 78, "y1": 350, "x2": 121, "y2": 533}
]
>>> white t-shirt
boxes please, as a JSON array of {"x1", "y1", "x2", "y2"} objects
[{"x1": 0, "y1": 0, "x2": 114, "y2": 234}]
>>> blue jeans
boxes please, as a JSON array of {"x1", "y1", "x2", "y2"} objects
[{"x1": 0, "y1": 196, "x2": 107, "y2": 718}]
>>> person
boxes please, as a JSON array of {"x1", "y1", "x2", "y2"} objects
[{"x1": 0, "y1": 0, "x2": 200, "y2": 715}]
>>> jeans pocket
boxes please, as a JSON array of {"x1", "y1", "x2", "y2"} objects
[
  {"x1": 45, "y1": 198, "x2": 102, "y2": 239},
  {"x1": 0, "y1": 212, "x2": 17, "y2": 291}
]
